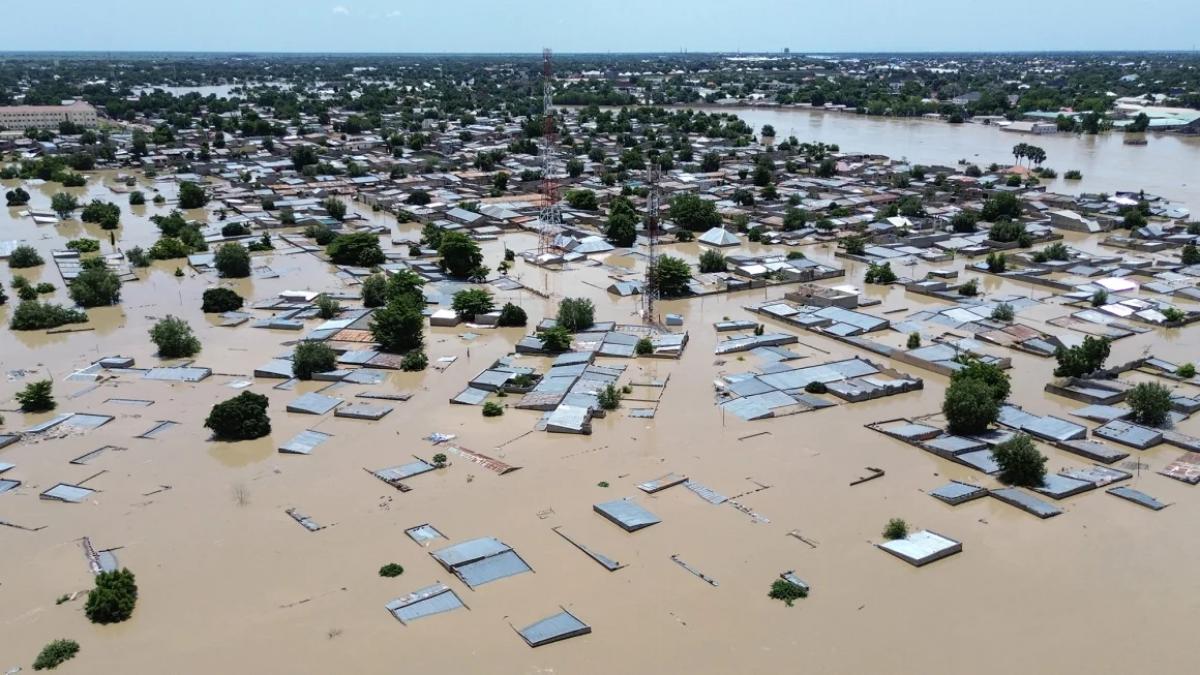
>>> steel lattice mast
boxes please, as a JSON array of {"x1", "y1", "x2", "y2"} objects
[
  {"x1": 642, "y1": 161, "x2": 660, "y2": 324},
  {"x1": 536, "y1": 48, "x2": 561, "y2": 258}
]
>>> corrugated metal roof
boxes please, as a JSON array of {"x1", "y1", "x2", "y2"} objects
[
  {"x1": 279, "y1": 429, "x2": 332, "y2": 455},
  {"x1": 519, "y1": 610, "x2": 591, "y2": 647},
  {"x1": 594, "y1": 499, "x2": 661, "y2": 532},
  {"x1": 386, "y1": 584, "x2": 465, "y2": 624},
  {"x1": 41, "y1": 483, "x2": 95, "y2": 503},
  {"x1": 456, "y1": 550, "x2": 532, "y2": 588}
]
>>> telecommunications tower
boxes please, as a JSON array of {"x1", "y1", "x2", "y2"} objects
[{"x1": 536, "y1": 48, "x2": 561, "y2": 258}]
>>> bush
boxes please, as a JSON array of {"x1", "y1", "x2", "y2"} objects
[
  {"x1": 864, "y1": 261, "x2": 897, "y2": 284},
  {"x1": 66, "y1": 237, "x2": 100, "y2": 252},
  {"x1": 16, "y1": 379, "x2": 56, "y2": 412},
  {"x1": 37, "y1": 282, "x2": 54, "y2": 294},
  {"x1": 201, "y1": 287, "x2": 243, "y2": 313},
  {"x1": 1126, "y1": 382, "x2": 1173, "y2": 427},
  {"x1": 598, "y1": 384, "x2": 622, "y2": 410},
  {"x1": 1182, "y1": 244, "x2": 1200, "y2": 266},
  {"x1": 988, "y1": 220, "x2": 1026, "y2": 243},
  {"x1": 768, "y1": 579, "x2": 808, "y2": 606},
  {"x1": 992, "y1": 434, "x2": 1047, "y2": 487},
  {"x1": 943, "y1": 376, "x2": 1000, "y2": 435},
  {"x1": 991, "y1": 302, "x2": 1014, "y2": 322},
  {"x1": 379, "y1": 563, "x2": 405, "y2": 578},
  {"x1": 986, "y1": 251, "x2": 1007, "y2": 272},
  {"x1": 907, "y1": 332, "x2": 921, "y2": 349},
  {"x1": 1162, "y1": 307, "x2": 1186, "y2": 323},
  {"x1": 635, "y1": 336, "x2": 654, "y2": 356},
  {"x1": 5, "y1": 186, "x2": 31, "y2": 206},
  {"x1": 652, "y1": 255, "x2": 693, "y2": 298},
  {"x1": 361, "y1": 274, "x2": 388, "y2": 307},
  {"x1": 80, "y1": 200, "x2": 121, "y2": 229},
  {"x1": 538, "y1": 326, "x2": 572, "y2": 352},
  {"x1": 129, "y1": 190, "x2": 145, "y2": 205},
  {"x1": 149, "y1": 315, "x2": 200, "y2": 358},
  {"x1": 221, "y1": 222, "x2": 249, "y2": 237},
  {"x1": 322, "y1": 197, "x2": 347, "y2": 221},
  {"x1": 482, "y1": 401, "x2": 504, "y2": 417},
  {"x1": 85, "y1": 568, "x2": 138, "y2": 624},
  {"x1": 305, "y1": 224, "x2": 337, "y2": 245},
  {"x1": 565, "y1": 189, "x2": 598, "y2": 210},
  {"x1": 1064, "y1": 170, "x2": 1082, "y2": 180},
  {"x1": 315, "y1": 294, "x2": 341, "y2": 319},
  {"x1": 204, "y1": 391, "x2": 271, "y2": 440},
  {"x1": 698, "y1": 248, "x2": 728, "y2": 273},
  {"x1": 33, "y1": 639, "x2": 80, "y2": 671},
  {"x1": 433, "y1": 452, "x2": 448, "y2": 466},
  {"x1": 556, "y1": 297, "x2": 595, "y2": 331},
  {"x1": 214, "y1": 243, "x2": 251, "y2": 278},
  {"x1": 124, "y1": 247, "x2": 149, "y2": 268},
  {"x1": 370, "y1": 297, "x2": 425, "y2": 353},
  {"x1": 69, "y1": 261, "x2": 122, "y2": 307},
  {"x1": 804, "y1": 380, "x2": 827, "y2": 394},
  {"x1": 327, "y1": 232, "x2": 385, "y2": 267},
  {"x1": 452, "y1": 288, "x2": 495, "y2": 320},
  {"x1": 9, "y1": 245, "x2": 44, "y2": 268},
  {"x1": 1091, "y1": 289, "x2": 1108, "y2": 307},
  {"x1": 401, "y1": 350, "x2": 428, "y2": 371},
  {"x1": 292, "y1": 342, "x2": 337, "y2": 380},
  {"x1": 497, "y1": 302, "x2": 527, "y2": 327},
  {"x1": 843, "y1": 236, "x2": 866, "y2": 255},
  {"x1": 10, "y1": 300, "x2": 88, "y2": 330},
  {"x1": 1053, "y1": 336, "x2": 1110, "y2": 377},
  {"x1": 883, "y1": 518, "x2": 908, "y2": 540},
  {"x1": 1042, "y1": 242, "x2": 1070, "y2": 261},
  {"x1": 148, "y1": 236, "x2": 192, "y2": 260},
  {"x1": 1178, "y1": 363, "x2": 1197, "y2": 379},
  {"x1": 958, "y1": 279, "x2": 979, "y2": 297}
]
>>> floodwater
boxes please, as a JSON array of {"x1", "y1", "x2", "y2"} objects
[
  {"x1": 687, "y1": 105, "x2": 1200, "y2": 213},
  {"x1": 2, "y1": 171, "x2": 1200, "y2": 674}
]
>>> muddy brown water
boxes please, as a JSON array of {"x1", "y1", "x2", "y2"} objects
[{"x1": 2, "y1": 171, "x2": 1199, "y2": 674}]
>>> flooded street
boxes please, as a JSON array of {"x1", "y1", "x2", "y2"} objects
[{"x1": 3, "y1": 167, "x2": 1200, "y2": 675}]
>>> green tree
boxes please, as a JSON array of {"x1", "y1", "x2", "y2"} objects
[
  {"x1": 292, "y1": 341, "x2": 337, "y2": 380},
  {"x1": 204, "y1": 391, "x2": 271, "y2": 440},
  {"x1": 214, "y1": 243, "x2": 251, "y2": 278},
  {"x1": 149, "y1": 316, "x2": 200, "y2": 358},
  {"x1": 942, "y1": 376, "x2": 999, "y2": 435},
  {"x1": 883, "y1": 518, "x2": 909, "y2": 540},
  {"x1": 50, "y1": 192, "x2": 79, "y2": 218},
  {"x1": 668, "y1": 193, "x2": 721, "y2": 231},
  {"x1": 606, "y1": 196, "x2": 639, "y2": 247},
  {"x1": 85, "y1": 568, "x2": 138, "y2": 624},
  {"x1": 700, "y1": 151, "x2": 721, "y2": 172},
  {"x1": 1126, "y1": 382, "x2": 1173, "y2": 427},
  {"x1": 538, "y1": 325, "x2": 572, "y2": 352},
  {"x1": 80, "y1": 200, "x2": 121, "y2": 229},
  {"x1": 597, "y1": 383, "x2": 622, "y2": 410},
  {"x1": 69, "y1": 258, "x2": 122, "y2": 307},
  {"x1": 556, "y1": 297, "x2": 595, "y2": 331},
  {"x1": 9, "y1": 300, "x2": 87, "y2": 330},
  {"x1": 498, "y1": 302, "x2": 527, "y2": 327},
  {"x1": 385, "y1": 269, "x2": 426, "y2": 304},
  {"x1": 5, "y1": 187, "x2": 31, "y2": 206},
  {"x1": 482, "y1": 401, "x2": 504, "y2": 417},
  {"x1": 370, "y1": 296, "x2": 425, "y2": 353},
  {"x1": 438, "y1": 231, "x2": 485, "y2": 279},
  {"x1": 768, "y1": 578, "x2": 807, "y2": 606},
  {"x1": 698, "y1": 248, "x2": 728, "y2": 273},
  {"x1": 178, "y1": 181, "x2": 208, "y2": 209},
  {"x1": 991, "y1": 302, "x2": 1014, "y2": 322},
  {"x1": 129, "y1": 190, "x2": 145, "y2": 205},
  {"x1": 452, "y1": 288, "x2": 495, "y2": 320},
  {"x1": 951, "y1": 357, "x2": 1010, "y2": 405},
  {"x1": 652, "y1": 255, "x2": 692, "y2": 297},
  {"x1": 981, "y1": 192, "x2": 1022, "y2": 221},
  {"x1": 782, "y1": 207, "x2": 807, "y2": 231},
  {"x1": 951, "y1": 211, "x2": 978, "y2": 233},
  {"x1": 322, "y1": 197, "x2": 347, "y2": 221},
  {"x1": 16, "y1": 379, "x2": 56, "y2": 412},
  {"x1": 327, "y1": 232, "x2": 385, "y2": 267},
  {"x1": 988, "y1": 220, "x2": 1027, "y2": 243},
  {"x1": 565, "y1": 189, "x2": 598, "y2": 210},
  {"x1": 992, "y1": 434, "x2": 1047, "y2": 487},
  {"x1": 635, "y1": 337, "x2": 654, "y2": 356},
  {"x1": 315, "y1": 294, "x2": 340, "y2": 319},
  {"x1": 1181, "y1": 244, "x2": 1200, "y2": 266},
  {"x1": 360, "y1": 274, "x2": 388, "y2": 307},
  {"x1": 201, "y1": 287, "x2": 243, "y2": 313},
  {"x1": 1053, "y1": 336, "x2": 1111, "y2": 377}
]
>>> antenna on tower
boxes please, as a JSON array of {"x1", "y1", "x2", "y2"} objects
[
  {"x1": 536, "y1": 48, "x2": 561, "y2": 261},
  {"x1": 642, "y1": 160, "x2": 660, "y2": 326}
]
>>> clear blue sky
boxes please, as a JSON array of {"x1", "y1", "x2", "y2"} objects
[{"x1": 6, "y1": 0, "x2": 1200, "y2": 53}]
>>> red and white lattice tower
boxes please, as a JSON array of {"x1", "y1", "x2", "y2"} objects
[
  {"x1": 536, "y1": 48, "x2": 561, "y2": 258},
  {"x1": 642, "y1": 161, "x2": 660, "y2": 324}
]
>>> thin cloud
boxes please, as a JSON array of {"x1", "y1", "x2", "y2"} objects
[
  {"x1": 386, "y1": 10, "x2": 403, "y2": 18},
  {"x1": 332, "y1": 5, "x2": 350, "y2": 15}
]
